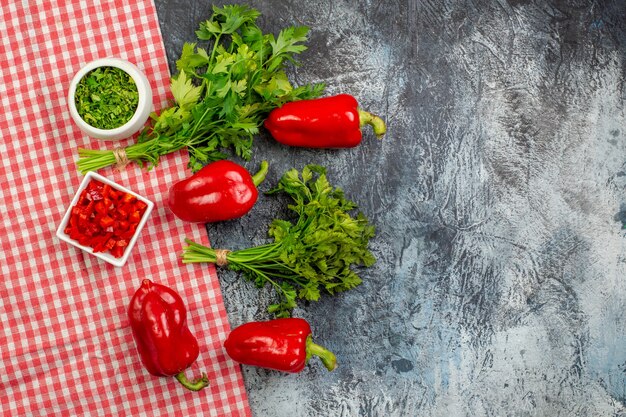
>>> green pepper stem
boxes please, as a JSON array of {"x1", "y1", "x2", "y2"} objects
[
  {"x1": 175, "y1": 371, "x2": 209, "y2": 391},
  {"x1": 358, "y1": 108, "x2": 387, "y2": 138},
  {"x1": 252, "y1": 160, "x2": 269, "y2": 187},
  {"x1": 306, "y1": 335, "x2": 337, "y2": 371}
]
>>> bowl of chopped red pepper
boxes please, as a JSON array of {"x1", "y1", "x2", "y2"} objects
[{"x1": 56, "y1": 171, "x2": 154, "y2": 267}]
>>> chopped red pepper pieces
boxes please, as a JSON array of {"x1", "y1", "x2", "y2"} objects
[
  {"x1": 64, "y1": 179, "x2": 148, "y2": 258},
  {"x1": 99, "y1": 216, "x2": 115, "y2": 229}
]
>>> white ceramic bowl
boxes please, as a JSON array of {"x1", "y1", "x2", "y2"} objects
[
  {"x1": 56, "y1": 171, "x2": 154, "y2": 267},
  {"x1": 68, "y1": 58, "x2": 153, "y2": 141}
]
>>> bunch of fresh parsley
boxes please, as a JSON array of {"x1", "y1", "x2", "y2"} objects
[
  {"x1": 77, "y1": 4, "x2": 324, "y2": 174},
  {"x1": 182, "y1": 165, "x2": 376, "y2": 317}
]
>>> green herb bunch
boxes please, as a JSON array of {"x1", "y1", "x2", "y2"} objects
[
  {"x1": 77, "y1": 4, "x2": 324, "y2": 174},
  {"x1": 182, "y1": 165, "x2": 376, "y2": 317}
]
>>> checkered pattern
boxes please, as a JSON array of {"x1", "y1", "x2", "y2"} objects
[{"x1": 0, "y1": 1, "x2": 250, "y2": 416}]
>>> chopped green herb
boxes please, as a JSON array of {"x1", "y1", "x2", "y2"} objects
[{"x1": 74, "y1": 66, "x2": 139, "y2": 130}]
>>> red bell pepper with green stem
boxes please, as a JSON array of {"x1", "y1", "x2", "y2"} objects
[
  {"x1": 128, "y1": 279, "x2": 209, "y2": 391},
  {"x1": 168, "y1": 160, "x2": 269, "y2": 223},
  {"x1": 224, "y1": 318, "x2": 337, "y2": 373},
  {"x1": 264, "y1": 94, "x2": 387, "y2": 148}
]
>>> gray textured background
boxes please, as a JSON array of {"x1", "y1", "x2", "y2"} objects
[{"x1": 154, "y1": 1, "x2": 626, "y2": 416}]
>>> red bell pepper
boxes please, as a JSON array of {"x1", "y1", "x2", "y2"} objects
[
  {"x1": 224, "y1": 318, "x2": 337, "y2": 373},
  {"x1": 168, "y1": 160, "x2": 269, "y2": 223},
  {"x1": 128, "y1": 279, "x2": 209, "y2": 391},
  {"x1": 264, "y1": 94, "x2": 387, "y2": 148}
]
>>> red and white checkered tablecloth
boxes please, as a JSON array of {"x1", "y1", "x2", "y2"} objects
[{"x1": 0, "y1": 1, "x2": 251, "y2": 416}]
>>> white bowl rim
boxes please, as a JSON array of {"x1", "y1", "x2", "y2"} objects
[
  {"x1": 55, "y1": 171, "x2": 155, "y2": 267},
  {"x1": 67, "y1": 57, "x2": 151, "y2": 136}
]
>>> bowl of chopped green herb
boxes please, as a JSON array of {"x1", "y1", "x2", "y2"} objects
[{"x1": 68, "y1": 58, "x2": 153, "y2": 141}]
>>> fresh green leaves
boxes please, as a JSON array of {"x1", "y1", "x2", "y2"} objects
[
  {"x1": 74, "y1": 66, "x2": 138, "y2": 130},
  {"x1": 267, "y1": 26, "x2": 310, "y2": 72},
  {"x1": 182, "y1": 165, "x2": 376, "y2": 317},
  {"x1": 148, "y1": 3, "x2": 324, "y2": 170},
  {"x1": 195, "y1": 4, "x2": 261, "y2": 38},
  {"x1": 77, "y1": 4, "x2": 324, "y2": 173},
  {"x1": 264, "y1": 165, "x2": 376, "y2": 309},
  {"x1": 170, "y1": 71, "x2": 203, "y2": 109},
  {"x1": 163, "y1": 4, "x2": 324, "y2": 170}
]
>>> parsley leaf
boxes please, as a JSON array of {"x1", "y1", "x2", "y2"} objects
[
  {"x1": 77, "y1": 4, "x2": 324, "y2": 174},
  {"x1": 182, "y1": 165, "x2": 376, "y2": 317},
  {"x1": 170, "y1": 71, "x2": 203, "y2": 109}
]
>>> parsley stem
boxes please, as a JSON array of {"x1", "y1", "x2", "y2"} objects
[
  {"x1": 235, "y1": 263, "x2": 292, "y2": 300},
  {"x1": 209, "y1": 34, "x2": 222, "y2": 67},
  {"x1": 227, "y1": 243, "x2": 278, "y2": 263},
  {"x1": 189, "y1": 106, "x2": 213, "y2": 139},
  {"x1": 204, "y1": 33, "x2": 222, "y2": 94}
]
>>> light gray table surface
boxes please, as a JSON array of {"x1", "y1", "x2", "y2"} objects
[{"x1": 154, "y1": 1, "x2": 626, "y2": 416}]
